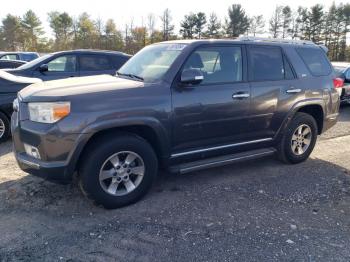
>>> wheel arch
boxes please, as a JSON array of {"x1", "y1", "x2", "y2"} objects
[
  {"x1": 275, "y1": 99, "x2": 325, "y2": 141},
  {"x1": 73, "y1": 121, "x2": 171, "y2": 174}
]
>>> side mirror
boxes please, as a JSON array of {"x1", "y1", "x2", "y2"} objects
[
  {"x1": 180, "y1": 69, "x2": 204, "y2": 86},
  {"x1": 39, "y1": 64, "x2": 48, "y2": 73}
]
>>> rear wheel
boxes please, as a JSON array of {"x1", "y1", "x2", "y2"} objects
[
  {"x1": 0, "y1": 112, "x2": 10, "y2": 143},
  {"x1": 277, "y1": 112, "x2": 318, "y2": 164},
  {"x1": 79, "y1": 134, "x2": 158, "y2": 209}
]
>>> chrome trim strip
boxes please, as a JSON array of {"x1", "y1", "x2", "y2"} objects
[
  {"x1": 180, "y1": 150, "x2": 276, "y2": 174},
  {"x1": 19, "y1": 158, "x2": 40, "y2": 169},
  {"x1": 171, "y1": 138, "x2": 273, "y2": 158}
]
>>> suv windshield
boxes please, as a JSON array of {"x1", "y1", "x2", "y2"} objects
[
  {"x1": 117, "y1": 43, "x2": 187, "y2": 82},
  {"x1": 17, "y1": 54, "x2": 52, "y2": 70}
]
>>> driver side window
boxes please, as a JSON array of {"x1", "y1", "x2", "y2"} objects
[
  {"x1": 47, "y1": 55, "x2": 77, "y2": 72},
  {"x1": 183, "y1": 46, "x2": 242, "y2": 85}
]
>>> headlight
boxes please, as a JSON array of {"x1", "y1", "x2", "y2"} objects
[{"x1": 28, "y1": 102, "x2": 70, "y2": 123}]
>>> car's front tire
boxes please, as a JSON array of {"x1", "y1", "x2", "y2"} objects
[
  {"x1": 277, "y1": 112, "x2": 318, "y2": 164},
  {"x1": 79, "y1": 134, "x2": 158, "y2": 209},
  {"x1": 0, "y1": 112, "x2": 10, "y2": 143}
]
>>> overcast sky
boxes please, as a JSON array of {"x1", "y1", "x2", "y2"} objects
[{"x1": 0, "y1": 0, "x2": 346, "y2": 37}]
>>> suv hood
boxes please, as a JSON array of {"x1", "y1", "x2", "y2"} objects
[{"x1": 19, "y1": 75, "x2": 144, "y2": 102}]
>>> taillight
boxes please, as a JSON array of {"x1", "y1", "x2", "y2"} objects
[{"x1": 333, "y1": 78, "x2": 344, "y2": 88}]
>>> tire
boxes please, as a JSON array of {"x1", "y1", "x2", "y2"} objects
[
  {"x1": 79, "y1": 134, "x2": 158, "y2": 209},
  {"x1": 277, "y1": 112, "x2": 318, "y2": 164},
  {"x1": 0, "y1": 112, "x2": 10, "y2": 143}
]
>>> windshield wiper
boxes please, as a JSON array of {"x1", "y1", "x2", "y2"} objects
[{"x1": 116, "y1": 71, "x2": 144, "y2": 81}]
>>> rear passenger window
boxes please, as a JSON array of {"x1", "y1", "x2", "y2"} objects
[
  {"x1": 296, "y1": 47, "x2": 331, "y2": 76},
  {"x1": 248, "y1": 46, "x2": 284, "y2": 81},
  {"x1": 80, "y1": 55, "x2": 112, "y2": 71}
]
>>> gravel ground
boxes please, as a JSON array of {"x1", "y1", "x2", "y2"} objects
[{"x1": 0, "y1": 105, "x2": 349, "y2": 262}]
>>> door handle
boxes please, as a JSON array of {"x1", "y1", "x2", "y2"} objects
[
  {"x1": 232, "y1": 93, "x2": 250, "y2": 99},
  {"x1": 286, "y1": 88, "x2": 302, "y2": 94}
]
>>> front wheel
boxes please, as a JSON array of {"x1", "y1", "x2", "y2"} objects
[
  {"x1": 79, "y1": 134, "x2": 158, "y2": 209},
  {"x1": 277, "y1": 112, "x2": 318, "y2": 164}
]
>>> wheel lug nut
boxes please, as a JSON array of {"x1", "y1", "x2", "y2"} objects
[{"x1": 127, "y1": 169, "x2": 131, "y2": 173}]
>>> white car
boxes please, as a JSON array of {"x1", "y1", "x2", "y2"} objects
[{"x1": 332, "y1": 62, "x2": 350, "y2": 104}]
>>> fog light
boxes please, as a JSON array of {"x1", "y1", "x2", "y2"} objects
[{"x1": 24, "y1": 144, "x2": 41, "y2": 160}]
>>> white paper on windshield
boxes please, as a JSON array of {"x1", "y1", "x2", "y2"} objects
[
  {"x1": 0, "y1": 70, "x2": 42, "y2": 84},
  {"x1": 166, "y1": 44, "x2": 187, "y2": 51}
]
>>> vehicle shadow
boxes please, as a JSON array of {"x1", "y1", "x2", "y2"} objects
[
  {"x1": 1, "y1": 155, "x2": 349, "y2": 214},
  {"x1": 0, "y1": 140, "x2": 12, "y2": 158},
  {"x1": 1, "y1": 156, "x2": 350, "y2": 261}
]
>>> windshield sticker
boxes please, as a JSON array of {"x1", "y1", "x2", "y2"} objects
[{"x1": 166, "y1": 44, "x2": 187, "y2": 51}]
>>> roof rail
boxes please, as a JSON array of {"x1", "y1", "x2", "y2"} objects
[{"x1": 238, "y1": 36, "x2": 316, "y2": 46}]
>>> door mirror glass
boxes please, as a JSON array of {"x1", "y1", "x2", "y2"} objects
[
  {"x1": 180, "y1": 69, "x2": 204, "y2": 85},
  {"x1": 39, "y1": 64, "x2": 48, "y2": 72}
]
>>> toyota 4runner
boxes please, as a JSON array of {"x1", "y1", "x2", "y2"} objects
[{"x1": 12, "y1": 38, "x2": 340, "y2": 208}]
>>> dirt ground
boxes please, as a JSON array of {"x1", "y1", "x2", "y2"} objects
[{"x1": 0, "y1": 105, "x2": 349, "y2": 262}]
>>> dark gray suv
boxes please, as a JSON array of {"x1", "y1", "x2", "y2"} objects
[{"x1": 12, "y1": 38, "x2": 340, "y2": 208}]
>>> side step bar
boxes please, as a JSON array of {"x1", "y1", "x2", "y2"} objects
[{"x1": 170, "y1": 148, "x2": 276, "y2": 174}]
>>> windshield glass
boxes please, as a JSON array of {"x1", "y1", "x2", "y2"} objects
[
  {"x1": 117, "y1": 43, "x2": 187, "y2": 82},
  {"x1": 17, "y1": 54, "x2": 52, "y2": 70}
]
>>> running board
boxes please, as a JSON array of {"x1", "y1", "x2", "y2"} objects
[{"x1": 170, "y1": 148, "x2": 276, "y2": 174}]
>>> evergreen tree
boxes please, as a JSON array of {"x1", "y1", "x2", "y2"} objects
[
  {"x1": 21, "y1": 10, "x2": 44, "y2": 51},
  {"x1": 1, "y1": 14, "x2": 23, "y2": 50},
  {"x1": 205, "y1": 13, "x2": 221, "y2": 38},
  {"x1": 225, "y1": 4, "x2": 250, "y2": 37},
  {"x1": 281, "y1": 6, "x2": 292, "y2": 39}
]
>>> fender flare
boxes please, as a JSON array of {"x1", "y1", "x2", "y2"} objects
[{"x1": 274, "y1": 98, "x2": 326, "y2": 140}]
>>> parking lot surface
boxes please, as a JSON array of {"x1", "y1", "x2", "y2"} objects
[{"x1": 0, "y1": 105, "x2": 349, "y2": 261}]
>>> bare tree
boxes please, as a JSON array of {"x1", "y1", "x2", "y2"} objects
[
  {"x1": 160, "y1": 8, "x2": 174, "y2": 41},
  {"x1": 249, "y1": 15, "x2": 265, "y2": 36},
  {"x1": 147, "y1": 13, "x2": 156, "y2": 43},
  {"x1": 269, "y1": 6, "x2": 283, "y2": 38}
]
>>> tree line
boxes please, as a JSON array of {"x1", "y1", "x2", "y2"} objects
[{"x1": 0, "y1": 3, "x2": 349, "y2": 61}]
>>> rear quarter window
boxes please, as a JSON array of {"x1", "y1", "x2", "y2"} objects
[{"x1": 296, "y1": 47, "x2": 331, "y2": 76}]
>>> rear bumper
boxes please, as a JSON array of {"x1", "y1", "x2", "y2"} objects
[
  {"x1": 322, "y1": 113, "x2": 339, "y2": 133},
  {"x1": 340, "y1": 84, "x2": 350, "y2": 103}
]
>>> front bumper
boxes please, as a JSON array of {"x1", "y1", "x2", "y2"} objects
[
  {"x1": 11, "y1": 109, "x2": 90, "y2": 184},
  {"x1": 15, "y1": 152, "x2": 71, "y2": 184}
]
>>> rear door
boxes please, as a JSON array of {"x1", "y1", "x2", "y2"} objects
[
  {"x1": 79, "y1": 54, "x2": 116, "y2": 76},
  {"x1": 247, "y1": 45, "x2": 299, "y2": 139}
]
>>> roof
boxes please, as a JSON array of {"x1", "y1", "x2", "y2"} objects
[
  {"x1": 51, "y1": 49, "x2": 131, "y2": 57},
  {"x1": 0, "y1": 51, "x2": 38, "y2": 55},
  {"x1": 156, "y1": 38, "x2": 323, "y2": 49}
]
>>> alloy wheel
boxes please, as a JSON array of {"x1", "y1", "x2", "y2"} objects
[
  {"x1": 99, "y1": 151, "x2": 145, "y2": 196},
  {"x1": 291, "y1": 124, "x2": 312, "y2": 156},
  {"x1": 0, "y1": 118, "x2": 5, "y2": 139}
]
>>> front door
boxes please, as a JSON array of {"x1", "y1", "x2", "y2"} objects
[
  {"x1": 33, "y1": 55, "x2": 79, "y2": 81},
  {"x1": 171, "y1": 45, "x2": 251, "y2": 154}
]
